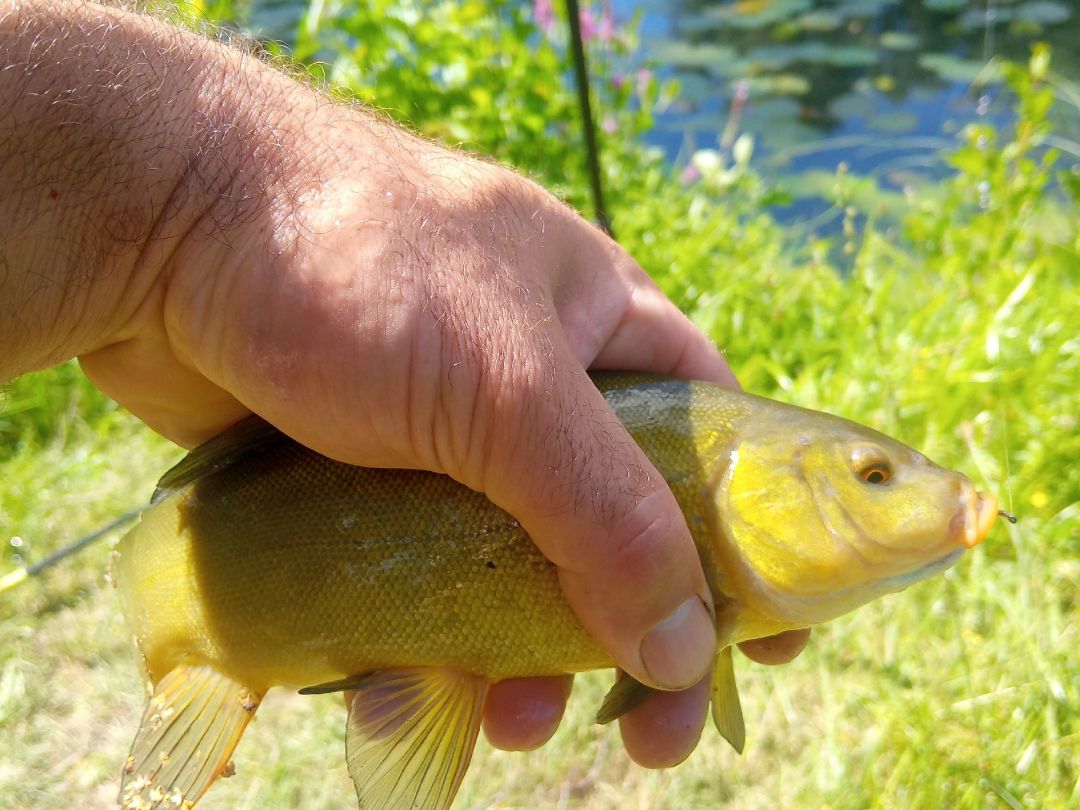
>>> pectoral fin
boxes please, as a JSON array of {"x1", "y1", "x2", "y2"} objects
[
  {"x1": 597, "y1": 652, "x2": 745, "y2": 755},
  {"x1": 711, "y1": 646, "x2": 745, "y2": 754},
  {"x1": 595, "y1": 670, "x2": 657, "y2": 724},
  {"x1": 119, "y1": 664, "x2": 262, "y2": 809},
  {"x1": 345, "y1": 668, "x2": 489, "y2": 810}
]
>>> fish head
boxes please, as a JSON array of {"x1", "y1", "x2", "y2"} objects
[{"x1": 711, "y1": 403, "x2": 997, "y2": 628}]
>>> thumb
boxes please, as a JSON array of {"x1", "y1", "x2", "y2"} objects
[{"x1": 481, "y1": 362, "x2": 716, "y2": 691}]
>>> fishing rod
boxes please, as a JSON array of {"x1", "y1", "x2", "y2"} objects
[
  {"x1": 0, "y1": 508, "x2": 143, "y2": 596},
  {"x1": 565, "y1": 0, "x2": 613, "y2": 237}
]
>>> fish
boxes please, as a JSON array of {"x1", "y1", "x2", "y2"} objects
[{"x1": 111, "y1": 373, "x2": 1001, "y2": 810}]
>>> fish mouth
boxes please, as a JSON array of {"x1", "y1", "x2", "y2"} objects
[{"x1": 949, "y1": 485, "x2": 999, "y2": 549}]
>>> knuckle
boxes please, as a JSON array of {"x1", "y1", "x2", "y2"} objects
[{"x1": 605, "y1": 488, "x2": 686, "y2": 587}]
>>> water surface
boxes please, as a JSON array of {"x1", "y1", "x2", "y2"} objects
[{"x1": 611, "y1": 0, "x2": 1080, "y2": 224}]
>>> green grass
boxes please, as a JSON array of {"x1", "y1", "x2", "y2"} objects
[{"x1": 1, "y1": 6, "x2": 1078, "y2": 809}]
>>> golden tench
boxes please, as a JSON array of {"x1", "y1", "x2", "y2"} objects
[{"x1": 113, "y1": 374, "x2": 1001, "y2": 810}]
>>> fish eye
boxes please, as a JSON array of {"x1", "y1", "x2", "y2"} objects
[
  {"x1": 860, "y1": 465, "x2": 892, "y2": 485},
  {"x1": 851, "y1": 447, "x2": 892, "y2": 485}
]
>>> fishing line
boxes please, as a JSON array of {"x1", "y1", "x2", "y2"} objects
[{"x1": 0, "y1": 508, "x2": 143, "y2": 595}]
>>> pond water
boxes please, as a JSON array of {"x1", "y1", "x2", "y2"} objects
[
  {"x1": 245, "y1": 0, "x2": 1080, "y2": 227},
  {"x1": 609, "y1": 0, "x2": 1080, "y2": 226}
]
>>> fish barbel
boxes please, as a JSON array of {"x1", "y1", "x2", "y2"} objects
[{"x1": 112, "y1": 373, "x2": 1000, "y2": 809}]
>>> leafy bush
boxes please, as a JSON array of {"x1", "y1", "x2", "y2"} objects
[{"x1": 287, "y1": 0, "x2": 660, "y2": 211}]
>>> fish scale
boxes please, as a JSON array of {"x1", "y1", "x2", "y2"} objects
[{"x1": 122, "y1": 439, "x2": 608, "y2": 689}]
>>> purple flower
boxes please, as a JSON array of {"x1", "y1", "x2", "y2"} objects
[
  {"x1": 533, "y1": 0, "x2": 555, "y2": 34},
  {"x1": 681, "y1": 163, "x2": 701, "y2": 185},
  {"x1": 611, "y1": 72, "x2": 626, "y2": 91},
  {"x1": 597, "y1": 2, "x2": 617, "y2": 42},
  {"x1": 579, "y1": 8, "x2": 598, "y2": 42},
  {"x1": 580, "y1": 3, "x2": 617, "y2": 44},
  {"x1": 602, "y1": 115, "x2": 618, "y2": 135},
  {"x1": 636, "y1": 69, "x2": 652, "y2": 99}
]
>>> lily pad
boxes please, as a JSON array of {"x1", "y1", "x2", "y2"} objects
[
  {"x1": 924, "y1": 0, "x2": 967, "y2": 10},
  {"x1": 658, "y1": 110, "x2": 729, "y2": 134},
  {"x1": 702, "y1": 0, "x2": 815, "y2": 30},
  {"x1": 834, "y1": 0, "x2": 900, "y2": 16},
  {"x1": 742, "y1": 97, "x2": 825, "y2": 151},
  {"x1": 798, "y1": 10, "x2": 844, "y2": 31},
  {"x1": 868, "y1": 110, "x2": 920, "y2": 135},
  {"x1": 677, "y1": 12, "x2": 727, "y2": 35},
  {"x1": 1017, "y1": 0, "x2": 1071, "y2": 24},
  {"x1": 746, "y1": 42, "x2": 879, "y2": 71},
  {"x1": 822, "y1": 44, "x2": 881, "y2": 67},
  {"x1": 744, "y1": 72, "x2": 813, "y2": 96},
  {"x1": 918, "y1": 53, "x2": 1001, "y2": 84},
  {"x1": 652, "y1": 40, "x2": 739, "y2": 70},
  {"x1": 781, "y1": 170, "x2": 908, "y2": 216},
  {"x1": 958, "y1": 6, "x2": 1013, "y2": 29},
  {"x1": 1009, "y1": 17, "x2": 1046, "y2": 35},
  {"x1": 675, "y1": 72, "x2": 724, "y2": 104},
  {"x1": 830, "y1": 92, "x2": 877, "y2": 120},
  {"x1": 879, "y1": 30, "x2": 920, "y2": 50}
]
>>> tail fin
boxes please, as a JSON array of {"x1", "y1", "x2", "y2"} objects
[{"x1": 119, "y1": 664, "x2": 262, "y2": 809}]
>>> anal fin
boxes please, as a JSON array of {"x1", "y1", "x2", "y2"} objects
[
  {"x1": 711, "y1": 646, "x2": 745, "y2": 754},
  {"x1": 119, "y1": 663, "x2": 262, "y2": 810},
  {"x1": 346, "y1": 667, "x2": 489, "y2": 810}
]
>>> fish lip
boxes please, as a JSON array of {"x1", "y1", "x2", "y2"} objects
[{"x1": 950, "y1": 484, "x2": 998, "y2": 549}]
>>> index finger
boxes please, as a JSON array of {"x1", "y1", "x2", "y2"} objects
[
  {"x1": 550, "y1": 232, "x2": 739, "y2": 389},
  {"x1": 478, "y1": 353, "x2": 717, "y2": 691}
]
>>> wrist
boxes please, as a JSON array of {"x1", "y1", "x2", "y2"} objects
[{"x1": 0, "y1": 1, "x2": 321, "y2": 380}]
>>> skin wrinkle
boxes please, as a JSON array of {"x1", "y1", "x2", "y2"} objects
[
  {"x1": 153, "y1": 76, "x2": 370, "y2": 409},
  {"x1": 584, "y1": 488, "x2": 676, "y2": 586},
  {"x1": 546, "y1": 391, "x2": 645, "y2": 527},
  {"x1": 152, "y1": 189, "x2": 262, "y2": 399},
  {"x1": 437, "y1": 298, "x2": 500, "y2": 482},
  {"x1": 395, "y1": 171, "x2": 546, "y2": 483}
]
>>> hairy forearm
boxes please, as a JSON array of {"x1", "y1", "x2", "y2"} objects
[{"x1": 0, "y1": 0, "x2": 332, "y2": 382}]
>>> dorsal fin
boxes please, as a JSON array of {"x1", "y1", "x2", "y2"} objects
[{"x1": 152, "y1": 416, "x2": 291, "y2": 503}]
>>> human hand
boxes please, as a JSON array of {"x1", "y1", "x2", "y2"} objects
[
  {"x1": 84, "y1": 139, "x2": 811, "y2": 766},
  {"x1": 80, "y1": 139, "x2": 738, "y2": 764},
  {"x1": 1, "y1": 0, "x2": 808, "y2": 768}
]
